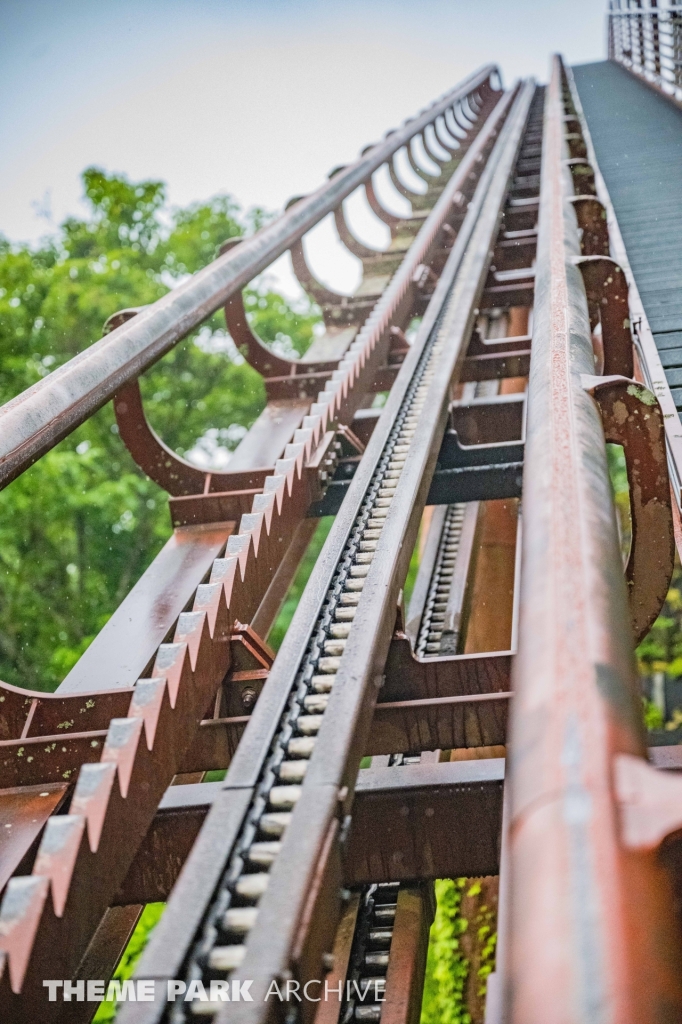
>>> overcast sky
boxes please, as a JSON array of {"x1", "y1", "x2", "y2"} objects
[{"x1": 0, "y1": 0, "x2": 606, "y2": 293}]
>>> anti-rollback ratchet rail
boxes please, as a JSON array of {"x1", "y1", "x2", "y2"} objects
[
  {"x1": 121, "y1": 82, "x2": 534, "y2": 1024},
  {"x1": 4, "y1": 33, "x2": 682, "y2": 1024},
  {"x1": 0, "y1": 66, "x2": 507, "y2": 1023}
]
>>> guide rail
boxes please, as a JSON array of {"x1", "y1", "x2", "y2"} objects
[
  {"x1": 3, "y1": 37, "x2": 682, "y2": 1024},
  {"x1": 119, "y1": 80, "x2": 534, "y2": 1024}
]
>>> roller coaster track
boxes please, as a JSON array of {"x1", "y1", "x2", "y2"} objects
[{"x1": 3, "y1": 42, "x2": 682, "y2": 1024}]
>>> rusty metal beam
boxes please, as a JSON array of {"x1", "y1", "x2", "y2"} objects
[
  {"x1": 57, "y1": 524, "x2": 235, "y2": 695},
  {"x1": 174, "y1": 689, "x2": 511, "y2": 777},
  {"x1": 205, "y1": 82, "x2": 532, "y2": 1024},
  {"x1": 0, "y1": 786, "x2": 69, "y2": 894},
  {"x1": 93, "y1": 740, "x2": 682, "y2": 907},
  {"x1": 379, "y1": 886, "x2": 434, "y2": 1024},
  {"x1": 0, "y1": 67, "x2": 499, "y2": 490},
  {"x1": 312, "y1": 894, "x2": 360, "y2": 1024},
  {"x1": 506, "y1": 55, "x2": 682, "y2": 1024},
  {"x1": 565, "y1": 60, "x2": 682, "y2": 511},
  {"x1": 343, "y1": 759, "x2": 504, "y2": 885},
  {"x1": 112, "y1": 759, "x2": 505, "y2": 906},
  {"x1": 0, "y1": 78, "x2": 522, "y2": 1024},
  {"x1": 117, "y1": 82, "x2": 533, "y2": 1024}
]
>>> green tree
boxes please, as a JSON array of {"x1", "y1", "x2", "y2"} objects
[
  {"x1": 421, "y1": 879, "x2": 470, "y2": 1024},
  {"x1": 0, "y1": 168, "x2": 320, "y2": 690},
  {"x1": 92, "y1": 904, "x2": 165, "y2": 1024},
  {"x1": 637, "y1": 565, "x2": 682, "y2": 679}
]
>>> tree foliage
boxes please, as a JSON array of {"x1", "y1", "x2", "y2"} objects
[
  {"x1": 0, "y1": 168, "x2": 319, "y2": 691},
  {"x1": 637, "y1": 565, "x2": 682, "y2": 679},
  {"x1": 421, "y1": 879, "x2": 471, "y2": 1024},
  {"x1": 91, "y1": 904, "x2": 165, "y2": 1024}
]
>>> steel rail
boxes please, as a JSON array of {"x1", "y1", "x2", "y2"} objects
[
  {"x1": 217, "y1": 83, "x2": 532, "y2": 1024},
  {"x1": 506, "y1": 55, "x2": 682, "y2": 1024},
  {"x1": 0, "y1": 86, "x2": 518, "y2": 1024},
  {"x1": 333, "y1": 876, "x2": 433, "y2": 1024},
  {"x1": 0, "y1": 65, "x2": 498, "y2": 490},
  {"x1": 47, "y1": 84, "x2": 516, "y2": 701},
  {"x1": 122, "y1": 78, "x2": 534, "y2": 1024},
  {"x1": 415, "y1": 503, "x2": 468, "y2": 656},
  {"x1": 336, "y1": 881, "x2": 401, "y2": 1024}
]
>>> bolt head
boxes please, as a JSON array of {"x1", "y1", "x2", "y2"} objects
[{"x1": 241, "y1": 687, "x2": 258, "y2": 710}]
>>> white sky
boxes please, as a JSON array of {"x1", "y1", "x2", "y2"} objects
[{"x1": 0, "y1": 0, "x2": 606, "y2": 295}]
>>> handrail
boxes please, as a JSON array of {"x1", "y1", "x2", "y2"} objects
[
  {"x1": 609, "y1": 0, "x2": 682, "y2": 104},
  {"x1": 0, "y1": 63, "x2": 498, "y2": 490}
]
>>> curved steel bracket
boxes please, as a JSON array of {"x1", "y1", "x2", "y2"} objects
[
  {"x1": 288, "y1": 235, "x2": 353, "y2": 309},
  {"x1": 422, "y1": 123, "x2": 451, "y2": 166},
  {"x1": 286, "y1": 193, "x2": 396, "y2": 313},
  {"x1": 445, "y1": 106, "x2": 468, "y2": 141},
  {"x1": 575, "y1": 255, "x2": 633, "y2": 377},
  {"x1": 114, "y1": 378, "x2": 273, "y2": 497},
  {"x1": 407, "y1": 136, "x2": 438, "y2": 183},
  {"x1": 105, "y1": 307, "x2": 210, "y2": 495},
  {"x1": 583, "y1": 374, "x2": 675, "y2": 644},
  {"x1": 224, "y1": 289, "x2": 337, "y2": 376},
  {"x1": 103, "y1": 306, "x2": 147, "y2": 333},
  {"x1": 448, "y1": 105, "x2": 479, "y2": 159},
  {"x1": 223, "y1": 291, "x2": 293, "y2": 378},
  {"x1": 452, "y1": 100, "x2": 477, "y2": 133},
  {"x1": 107, "y1": 307, "x2": 272, "y2": 497},
  {"x1": 114, "y1": 379, "x2": 211, "y2": 496},
  {"x1": 220, "y1": 235, "x2": 342, "y2": 374},
  {"x1": 332, "y1": 197, "x2": 383, "y2": 260},
  {"x1": 325, "y1": 168, "x2": 378, "y2": 258},
  {"x1": 566, "y1": 156, "x2": 597, "y2": 196},
  {"x1": 282, "y1": 194, "x2": 354, "y2": 306},
  {"x1": 434, "y1": 115, "x2": 460, "y2": 154},
  {"x1": 388, "y1": 152, "x2": 422, "y2": 202},
  {"x1": 569, "y1": 196, "x2": 610, "y2": 258},
  {"x1": 364, "y1": 177, "x2": 402, "y2": 234}
]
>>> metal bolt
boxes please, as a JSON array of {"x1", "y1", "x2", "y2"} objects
[{"x1": 241, "y1": 687, "x2": 258, "y2": 711}]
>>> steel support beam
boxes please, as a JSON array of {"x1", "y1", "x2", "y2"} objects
[
  {"x1": 506, "y1": 55, "x2": 682, "y2": 1024},
  {"x1": 113, "y1": 760, "x2": 504, "y2": 906},
  {"x1": 0, "y1": 67, "x2": 498, "y2": 489}
]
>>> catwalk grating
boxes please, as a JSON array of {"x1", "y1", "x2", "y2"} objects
[{"x1": 573, "y1": 59, "x2": 682, "y2": 408}]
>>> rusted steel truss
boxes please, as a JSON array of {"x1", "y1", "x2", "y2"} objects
[
  {"x1": 1, "y1": 45, "x2": 681, "y2": 1024},
  {"x1": 0, "y1": 67, "x2": 509, "y2": 1023}
]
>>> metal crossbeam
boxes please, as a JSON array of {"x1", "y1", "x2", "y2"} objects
[{"x1": 2, "y1": 32, "x2": 682, "y2": 1024}]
